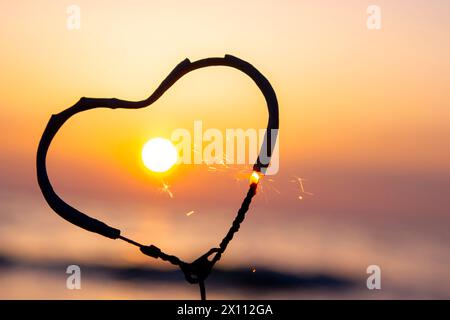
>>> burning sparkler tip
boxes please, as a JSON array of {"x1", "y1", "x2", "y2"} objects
[{"x1": 250, "y1": 171, "x2": 261, "y2": 185}]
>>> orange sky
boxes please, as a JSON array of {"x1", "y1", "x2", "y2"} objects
[{"x1": 1, "y1": 0, "x2": 450, "y2": 219}]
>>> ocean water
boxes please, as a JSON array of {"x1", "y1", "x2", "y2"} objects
[{"x1": 1, "y1": 189, "x2": 449, "y2": 299}]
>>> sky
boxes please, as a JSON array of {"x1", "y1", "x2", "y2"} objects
[{"x1": 0, "y1": 0, "x2": 450, "y2": 299}]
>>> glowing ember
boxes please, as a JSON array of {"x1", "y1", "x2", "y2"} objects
[
  {"x1": 251, "y1": 267, "x2": 256, "y2": 273},
  {"x1": 186, "y1": 210, "x2": 194, "y2": 216},
  {"x1": 250, "y1": 171, "x2": 261, "y2": 185}
]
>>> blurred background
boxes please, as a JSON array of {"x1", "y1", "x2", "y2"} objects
[{"x1": 1, "y1": 0, "x2": 450, "y2": 299}]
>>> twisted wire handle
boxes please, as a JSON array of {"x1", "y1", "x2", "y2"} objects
[
  {"x1": 212, "y1": 183, "x2": 258, "y2": 265},
  {"x1": 134, "y1": 182, "x2": 258, "y2": 300}
]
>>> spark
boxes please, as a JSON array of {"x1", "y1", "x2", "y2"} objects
[
  {"x1": 186, "y1": 210, "x2": 194, "y2": 216},
  {"x1": 193, "y1": 143, "x2": 202, "y2": 154},
  {"x1": 259, "y1": 184, "x2": 269, "y2": 204},
  {"x1": 233, "y1": 167, "x2": 252, "y2": 182},
  {"x1": 251, "y1": 266, "x2": 256, "y2": 273},
  {"x1": 216, "y1": 157, "x2": 229, "y2": 168},
  {"x1": 263, "y1": 178, "x2": 281, "y2": 194},
  {"x1": 292, "y1": 176, "x2": 314, "y2": 199},
  {"x1": 271, "y1": 185, "x2": 281, "y2": 194},
  {"x1": 222, "y1": 154, "x2": 232, "y2": 168},
  {"x1": 160, "y1": 180, "x2": 174, "y2": 198}
]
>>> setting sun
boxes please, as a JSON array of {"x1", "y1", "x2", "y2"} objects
[{"x1": 142, "y1": 138, "x2": 178, "y2": 173}]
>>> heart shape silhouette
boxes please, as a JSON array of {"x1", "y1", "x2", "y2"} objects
[{"x1": 36, "y1": 55, "x2": 279, "y2": 298}]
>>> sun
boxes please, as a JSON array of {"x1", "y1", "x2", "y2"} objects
[{"x1": 142, "y1": 138, "x2": 178, "y2": 173}]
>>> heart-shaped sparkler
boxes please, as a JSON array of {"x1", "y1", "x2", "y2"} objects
[{"x1": 36, "y1": 55, "x2": 279, "y2": 299}]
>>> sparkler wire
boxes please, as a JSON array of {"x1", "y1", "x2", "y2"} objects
[{"x1": 36, "y1": 55, "x2": 279, "y2": 299}]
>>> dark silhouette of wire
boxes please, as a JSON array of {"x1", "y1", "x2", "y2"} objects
[
  {"x1": 124, "y1": 182, "x2": 258, "y2": 299},
  {"x1": 36, "y1": 54, "x2": 278, "y2": 300}
]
